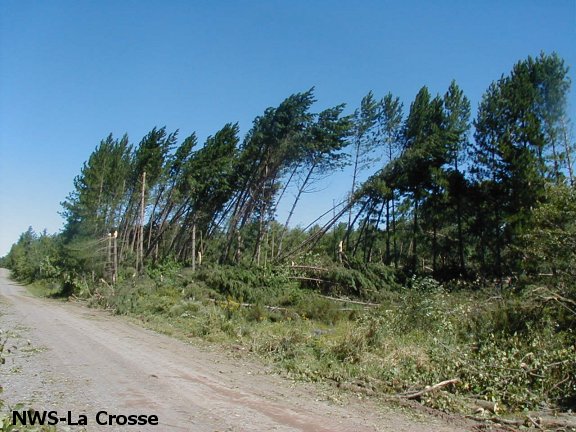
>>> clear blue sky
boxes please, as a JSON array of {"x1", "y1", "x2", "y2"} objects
[{"x1": 1, "y1": 0, "x2": 575, "y2": 256}]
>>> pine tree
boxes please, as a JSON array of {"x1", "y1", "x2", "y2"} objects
[
  {"x1": 443, "y1": 80, "x2": 471, "y2": 275},
  {"x1": 222, "y1": 90, "x2": 315, "y2": 263},
  {"x1": 348, "y1": 92, "x2": 380, "y2": 233},
  {"x1": 378, "y1": 93, "x2": 403, "y2": 265},
  {"x1": 61, "y1": 133, "x2": 132, "y2": 240},
  {"x1": 472, "y1": 52, "x2": 571, "y2": 276},
  {"x1": 398, "y1": 87, "x2": 446, "y2": 271}
]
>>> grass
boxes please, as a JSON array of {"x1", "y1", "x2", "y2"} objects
[{"x1": 25, "y1": 281, "x2": 63, "y2": 299}]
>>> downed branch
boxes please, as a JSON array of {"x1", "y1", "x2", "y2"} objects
[
  {"x1": 289, "y1": 264, "x2": 329, "y2": 272},
  {"x1": 288, "y1": 276, "x2": 327, "y2": 283},
  {"x1": 534, "y1": 414, "x2": 576, "y2": 430},
  {"x1": 206, "y1": 298, "x2": 289, "y2": 312},
  {"x1": 530, "y1": 286, "x2": 576, "y2": 315},
  {"x1": 318, "y1": 294, "x2": 381, "y2": 307},
  {"x1": 465, "y1": 415, "x2": 523, "y2": 427},
  {"x1": 399, "y1": 378, "x2": 460, "y2": 400},
  {"x1": 466, "y1": 413, "x2": 576, "y2": 430},
  {"x1": 467, "y1": 398, "x2": 499, "y2": 414}
]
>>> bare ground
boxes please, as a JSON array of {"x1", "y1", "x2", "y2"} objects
[{"x1": 0, "y1": 269, "x2": 471, "y2": 431}]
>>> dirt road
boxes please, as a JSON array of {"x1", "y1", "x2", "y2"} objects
[{"x1": 0, "y1": 269, "x2": 466, "y2": 431}]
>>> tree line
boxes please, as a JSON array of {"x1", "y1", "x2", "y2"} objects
[{"x1": 4, "y1": 52, "x2": 575, "y2": 288}]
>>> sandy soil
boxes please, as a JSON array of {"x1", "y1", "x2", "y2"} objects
[{"x1": 0, "y1": 269, "x2": 470, "y2": 431}]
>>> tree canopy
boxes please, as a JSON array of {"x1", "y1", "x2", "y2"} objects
[{"x1": 5, "y1": 52, "x2": 574, "y2": 285}]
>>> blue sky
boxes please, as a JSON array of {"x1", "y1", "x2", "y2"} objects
[{"x1": 0, "y1": 0, "x2": 574, "y2": 256}]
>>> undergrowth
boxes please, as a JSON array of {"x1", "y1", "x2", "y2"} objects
[{"x1": 47, "y1": 264, "x2": 576, "y2": 415}]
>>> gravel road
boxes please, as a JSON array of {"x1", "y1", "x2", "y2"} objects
[{"x1": 0, "y1": 269, "x2": 467, "y2": 431}]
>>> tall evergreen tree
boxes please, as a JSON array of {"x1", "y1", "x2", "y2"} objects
[
  {"x1": 443, "y1": 80, "x2": 471, "y2": 275},
  {"x1": 222, "y1": 90, "x2": 315, "y2": 263},
  {"x1": 472, "y1": 52, "x2": 571, "y2": 276},
  {"x1": 61, "y1": 133, "x2": 132, "y2": 239},
  {"x1": 276, "y1": 104, "x2": 352, "y2": 257},
  {"x1": 378, "y1": 93, "x2": 403, "y2": 265},
  {"x1": 348, "y1": 92, "x2": 380, "y2": 233},
  {"x1": 399, "y1": 87, "x2": 446, "y2": 271}
]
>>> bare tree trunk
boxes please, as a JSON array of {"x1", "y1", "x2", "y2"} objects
[
  {"x1": 344, "y1": 200, "x2": 369, "y2": 256},
  {"x1": 253, "y1": 202, "x2": 267, "y2": 265},
  {"x1": 119, "y1": 188, "x2": 137, "y2": 261},
  {"x1": 432, "y1": 222, "x2": 438, "y2": 274},
  {"x1": 367, "y1": 201, "x2": 385, "y2": 263},
  {"x1": 347, "y1": 139, "x2": 361, "y2": 246},
  {"x1": 221, "y1": 189, "x2": 250, "y2": 263},
  {"x1": 561, "y1": 118, "x2": 575, "y2": 185},
  {"x1": 138, "y1": 171, "x2": 146, "y2": 273},
  {"x1": 353, "y1": 203, "x2": 374, "y2": 258},
  {"x1": 146, "y1": 184, "x2": 167, "y2": 252},
  {"x1": 412, "y1": 195, "x2": 419, "y2": 273},
  {"x1": 392, "y1": 192, "x2": 398, "y2": 268},
  {"x1": 191, "y1": 223, "x2": 196, "y2": 271},
  {"x1": 385, "y1": 199, "x2": 390, "y2": 263},
  {"x1": 272, "y1": 163, "x2": 299, "y2": 216},
  {"x1": 113, "y1": 231, "x2": 118, "y2": 283},
  {"x1": 278, "y1": 202, "x2": 353, "y2": 262},
  {"x1": 277, "y1": 161, "x2": 317, "y2": 257}
]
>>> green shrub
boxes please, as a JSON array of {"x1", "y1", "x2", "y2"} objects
[
  {"x1": 194, "y1": 265, "x2": 294, "y2": 305},
  {"x1": 293, "y1": 260, "x2": 399, "y2": 301},
  {"x1": 330, "y1": 327, "x2": 367, "y2": 363},
  {"x1": 294, "y1": 295, "x2": 343, "y2": 325}
]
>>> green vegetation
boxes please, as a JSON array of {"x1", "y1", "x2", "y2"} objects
[
  {"x1": 73, "y1": 266, "x2": 576, "y2": 414},
  {"x1": 2, "y1": 52, "x2": 575, "y2": 419}
]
